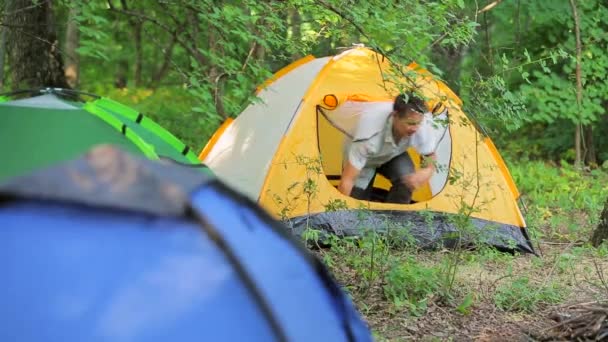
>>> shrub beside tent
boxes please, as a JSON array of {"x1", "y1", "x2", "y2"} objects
[
  {"x1": 200, "y1": 47, "x2": 534, "y2": 254},
  {"x1": 0, "y1": 88, "x2": 208, "y2": 183},
  {"x1": 0, "y1": 146, "x2": 372, "y2": 342}
]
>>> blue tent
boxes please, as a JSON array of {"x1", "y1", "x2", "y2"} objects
[{"x1": 0, "y1": 145, "x2": 372, "y2": 342}]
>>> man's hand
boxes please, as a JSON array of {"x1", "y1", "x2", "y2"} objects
[
  {"x1": 403, "y1": 167, "x2": 433, "y2": 190},
  {"x1": 338, "y1": 160, "x2": 360, "y2": 196},
  {"x1": 402, "y1": 152, "x2": 436, "y2": 190}
]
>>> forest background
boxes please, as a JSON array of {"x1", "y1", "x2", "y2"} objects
[{"x1": 2, "y1": 0, "x2": 608, "y2": 340}]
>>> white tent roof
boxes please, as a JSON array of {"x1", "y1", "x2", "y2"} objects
[{"x1": 204, "y1": 57, "x2": 331, "y2": 200}]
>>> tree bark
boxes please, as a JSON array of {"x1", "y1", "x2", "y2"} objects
[
  {"x1": 251, "y1": 5, "x2": 268, "y2": 65},
  {"x1": 149, "y1": 33, "x2": 177, "y2": 89},
  {"x1": 432, "y1": 44, "x2": 466, "y2": 93},
  {"x1": 583, "y1": 125, "x2": 596, "y2": 165},
  {"x1": 591, "y1": 197, "x2": 608, "y2": 247},
  {"x1": 0, "y1": 1, "x2": 9, "y2": 90},
  {"x1": 64, "y1": 5, "x2": 80, "y2": 88},
  {"x1": 514, "y1": 0, "x2": 521, "y2": 47},
  {"x1": 133, "y1": 20, "x2": 142, "y2": 87},
  {"x1": 6, "y1": 0, "x2": 69, "y2": 89},
  {"x1": 187, "y1": 6, "x2": 199, "y2": 44},
  {"x1": 569, "y1": 0, "x2": 583, "y2": 167},
  {"x1": 207, "y1": 8, "x2": 226, "y2": 120},
  {"x1": 289, "y1": 7, "x2": 302, "y2": 60},
  {"x1": 120, "y1": 0, "x2": 142, "y2": 87},
  {"x1": 115, "y1": 59, "x2": 128, "y2": 88},
  {"x1": 483, "y1": 12, "x2": 493, "y2": 73}
]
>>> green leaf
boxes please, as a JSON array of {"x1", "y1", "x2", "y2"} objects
[
  {"x1": 456, "y1": 293, "x2": 475, "y2": 315},
  {"x1": 524, "y1": 49, "x2": 531, "y2": 63}
]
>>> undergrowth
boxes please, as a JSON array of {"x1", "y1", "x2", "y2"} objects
[{"x1": 280, "y1": 155, "x2": 607, "y2": 339}]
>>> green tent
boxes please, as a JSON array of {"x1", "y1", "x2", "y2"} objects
[{"x1": 0, "y1": 89, "x2": 209, "y2": 182}]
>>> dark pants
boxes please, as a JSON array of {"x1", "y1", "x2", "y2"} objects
[{"x1": 351, "y1": 153, "x2": 414, "y2": 204}]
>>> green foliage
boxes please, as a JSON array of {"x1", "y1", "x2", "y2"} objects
[
  {"x1": 383, "y1": 256, "x2": 440, "y2": 316},
  {"x1": 463, "y1": 75, "x2": 527, "y2": 132},
  {"x1": 494, "y1": 276, "x2": 566, "y2": 313},
  {"x1": 455, "y1": 292, "x2": 475, "y2": 315},
  {"x1": 293, "y1": 0, "x2": 477, "y2": 66},
  {"x1": 4, "y1": 0, "x2": 608, "y2": 164},
  {"x1": 516, "y1": 1, "x2": 608, "y2": 126},
  {"x1": 268, "y1": 154, "x2": 324, "y2": 226},
  {"x1": 99, "y1": 87, "x2": 216, "y2": 149},
  {"x1": 512, "y1": 161, "x2": 607, "y2": 212},
  {"x1": 513, "y1": 161, "x2": 606, "y2": 227},
  {"x1": 509, "y1": 160, "x2": 607, "y2": 241},
  {"x1": 324, "y1": 198, "x2": 349, "y2": 212},
  {"x1": 182, "y1": 1, "x2": 292, "y2": 118},
  {"x1": 458, "y1": 0, "x2": 608, "y2": 163},
  {"x1": 593, "y1": 243, "x2": 608, "y2": 258},
  {"x1": 7, "y1": 0, "x2": 481, "y2": 175},
  {"x1": 48, "y1": 0, "x2": 482, "y2": 126}
]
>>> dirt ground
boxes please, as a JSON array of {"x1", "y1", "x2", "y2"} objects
[
  {"x1": 368, "y1": 302, "x2": 552, "y2": 341},
  {"x1": 343, "y1": 243, "x2": 608, "y2": 341}
]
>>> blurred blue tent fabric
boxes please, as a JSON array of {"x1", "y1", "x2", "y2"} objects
[{"x1": 0, "y1": 145, "x2": 372, "y2": 342}]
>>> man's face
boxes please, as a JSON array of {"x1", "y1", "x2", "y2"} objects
[{"x1": 393, "y1": 109, "x2": 424, "y2": 137}]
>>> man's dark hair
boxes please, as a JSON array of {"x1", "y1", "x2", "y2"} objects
[{"x1": 393, "y1": 92, "x2": 427, "y2": 118}]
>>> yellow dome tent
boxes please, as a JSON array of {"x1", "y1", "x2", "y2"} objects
[{"x1": 199, "y1": 47, "x2": 533, "y2": 253}]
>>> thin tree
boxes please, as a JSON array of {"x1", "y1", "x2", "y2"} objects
[
  {"x1": 569, "y1": 0, "x2": 583, "y2": 167},
  {"x1": 289, "y1": 7, "x2": 302, "y2": 60},
  {"x1": 65, "y1": 5, "x2": 79, "y2": 88},
  {"x1": 120, "y1": 0, "x2": 142, "y2": 87}
]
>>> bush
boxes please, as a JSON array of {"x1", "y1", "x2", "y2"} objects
[{"x1": 383, "y1": 257, "x2": 440, "y2": 316}]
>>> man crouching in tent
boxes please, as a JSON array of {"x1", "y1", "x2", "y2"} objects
[{"x1": 337, "y1": 92, "x2": 436, "y2": 204}]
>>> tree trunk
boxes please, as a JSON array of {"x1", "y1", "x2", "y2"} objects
[
  {"x1": 115, "y1": 60, "x2": 128, "y2": 88},
  {"x1": 0, "y1": 1, "x2": 9, "y2": 90},
  {"x1": 207, "y1": 10, "x2": 226, "y2": 120},
  {"x1": 483, "y1": 12, "x2": 494, "y2": 73},
  {"x1": 569, "y1": 0, "x2": 583, "y2": 167},
  {"x1": 583, "y1": 125, "x2": 596, "y2": 165},
  {"x1": 6, "y1": 0, "x2": 69, "y2": 89},
  {"x1": 514, "y1": 0, "x2": 521, "y2": 47},
  {"x1": 149, "y1": 34, "x2": 177, "y2": 89},
  {"x1": 432, "y1": 44, "x2": 467, "y2": 93},
  {"x1": 120, "y1": 0, "x2": 142, "y2": 87},
  {"x1": 64, "y1": 6, "x2": 80, "y2": 88},
  {"x1": 254, "y1": 38, "x2": 265, "y2": 62},
  {"x1": 0, "y1": 29, "x2": 5, "y2": 90},
  {"x1": 187, "y1": 6, "x2": 199, "y2": 44},
  {"x1": 289, "y1": 7, "x2": 302, "y2": 60},
  {"x1": 251, "y1": 5, "x2": 268, "y2": 65},
  {"x1": 591, "y1": 197, "x2": 608, "y2": 247},
  {"x1": 133, "y1": 20, "x2": 142, "y2": 87},
  {"x1": 184, "y1": 5, "x2": 206, "y2": 69}
]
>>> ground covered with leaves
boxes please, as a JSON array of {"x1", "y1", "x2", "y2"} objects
[
  {"x1": 350, "y1": 245, "x2": 607, "y2": 341},
  {"x1": 312, "y1": 162, "x2": 608, "y2": 341}
]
